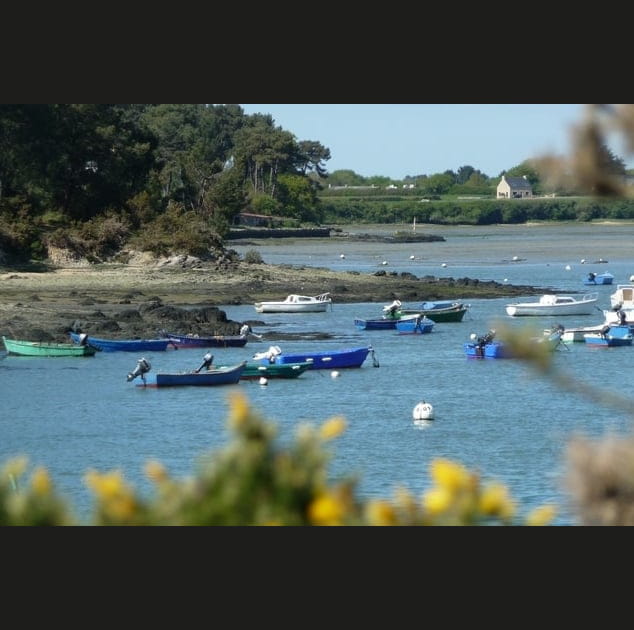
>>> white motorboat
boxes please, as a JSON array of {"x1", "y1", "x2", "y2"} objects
[
  {"x1": 610, "y1": 285, "x2": 634, "y2": 309},
  {"x1": 505, "y1": 293, "x2": 598, "y2": 317},
  {"x1": 561, "y1": 324, "x2": 609, "y2": 343},
  {"x1": 254, "y1": 293, "x2": 332, "y2": 313}
]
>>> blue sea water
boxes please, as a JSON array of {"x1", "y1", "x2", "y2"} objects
[{"x1": 2, "y1": 222, "x2": 634, "y2": 525}]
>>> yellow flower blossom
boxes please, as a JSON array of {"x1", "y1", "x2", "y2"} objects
[
  {"x1": 31, "y1": 467, "x2": 51, "y2": 496},
  {"x1": 309, "y1": 492, "x2": 345, "y2": 525},
  {"x1": 227, "y1": 391, "x2": 250, "y2": 430},
  {"x1": 365, "y1": 499, "x2": 396, "y2": 525},
  {"x1": 145, "y1": 460, "x2": 168, "y2": 483},
  {"x1": 84, "y1": 469, "x2": 126, "y2": 499},
  {"x1": 105, "y1": 496, "x2": 137, "y2": 521},
  {"x1": 430, "y1": 458, "x2": 472, "y2": 493},
  {"x1": 525, "y1": 504, "x2": 557, "y2": 526},
  {"x1": 423, "y1": 486, "x2": 453, "y2": 516},
  {"x1": 320, "y1": 416, "x2": 347, "y2": 441},
  {"x1": 2, "y1": 455, "x2": 29, "y2": 480},
  {"x1": 479, "y1": 482, "x2": 516, "y2": 520}
]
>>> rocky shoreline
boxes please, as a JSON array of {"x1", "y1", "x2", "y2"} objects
[{"x1": 0, "y1": 260, "x2": 547, "y2": 344}]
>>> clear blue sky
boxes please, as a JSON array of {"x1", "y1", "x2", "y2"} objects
[{"x1": 240, "y1": 104, "x2": 628, "y2": 180}]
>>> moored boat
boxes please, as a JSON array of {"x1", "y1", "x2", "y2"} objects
[
  {"x1": 395, "y1": 315, "x2": 435, "y2": 334},
  {"x1": 69, "y1": 332, "x2": 174, "y2": 352},
  {"x1": 505, "y1": 293, "x2": 598, "y2": 317},
  {"x1": 218, "y1": 360, "x2": 312, "y2": 380},
  {"x1": 254, "y1": 293, "x2": 332, "y2": 313},
  {"x1": 253, "y1": 345, "x2": 377, "y2": 369},
  {"x1": 3, "y1": 335, "x2": 97, "y2": 357},
  {"x1": 399, "y1": 300, "x2": 469, "y2": 322},
  {"x1": 161, "y1": 331, "x2": 248, "y2": 348},
  {"x1": 126, "y1": 355, "x2": 246, "y2": 387},
  {"x1": 583, "y1": 325, "x2": 633, "y2": 347},
  {"x1": 583, "y1": 271, "x2": 614, "y2": 285}
]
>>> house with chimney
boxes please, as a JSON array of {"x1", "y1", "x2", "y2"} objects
[{"x1": 496, "y1": 175, "x2": 533, "y2": 199}]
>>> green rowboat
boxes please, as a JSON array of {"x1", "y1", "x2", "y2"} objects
[
  {"x1": 218, "y1": 360, "x2": 312, "y2": 380},
  {"x1": 2, "y1": 336, "x2": 97, "y2": 357}
]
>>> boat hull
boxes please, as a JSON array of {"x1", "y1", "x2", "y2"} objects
[
  {"x1": 464, "y1": 341, "x2": 513, "y2": 358},
  {"x1": 70, "y1": 332, "x2": 173, "y2": 352},
  {"x1": 583, "y1": 272, "x2": 614, "y2": 285},
  {"x1": 254, "y1": 293, "x2": 331, "y2": 313},
  {"x1": 354, "y1": 318, "x2": 398, "y2": 330},
  {"x1": 400, "y1": 302, "x2": 469, "y2": 322},
  {"x1": 162, "y1": 333, "x2": 247, "y2": 348},
  {"x1": 3, "y1": 336, "x2": 96, "y2": 357},
  {"x1": 395, "y1": 316, "x2": 434, "y2": 334},
  {"x1": 584, "y1": 325, "x2": 633, "y2": 347},
  {"x1": 505, "y1": 293, "x2": 598, "y2": 317},
  {"x1": 136, "y1": 362, "x2": 247, "y2": 387},
  {"x1": 266, "y1": 346, "x2": 372, "y2": 369},
  {"x1": 219, "y1": 361, "x2": 312, "y2": 379}
]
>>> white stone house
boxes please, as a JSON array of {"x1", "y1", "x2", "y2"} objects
[{"x1": 496, "y1": 175, "x2": 533, "y2": 199}]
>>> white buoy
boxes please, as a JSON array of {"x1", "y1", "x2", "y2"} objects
[
  {"x1": 630, "y1": 275, "x2": 634, "y2": 282},
  {"x1": 259, "y1": 377, "x2": 268, "y2": 386},
  {"x1": 503, "y1": 278, "x2": 508, "y2": 283},
  {"x1": 340, "y1": 254, "x2": 345, "y2": 259},
  {"x1": 565, "y1": 264, "x2": 571, "y2": 271},
  {"x1": 580, "y1": 259, "x2": 586, "y2": 264},
  {"x1": 441, "y1": 263, "x2": 447, "y2": 268},
  {"x1": 382, "y1": 260, "x2": 388, "y2": 266},
  {"x1": 413, "y1": 401, "x2": 434, "y2": 421},
  {"x1": 512, "y1": 255, "x2": 519, "y2": 261},
  {"x1": 331, "y1": 370, "x2": 340, "y2": 378},
  {"x1": 410, "y1": 255, "x2": 415, "y2": 260}
]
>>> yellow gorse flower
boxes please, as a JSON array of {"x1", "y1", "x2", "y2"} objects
[
  {"x1": 365, "y1": 499, "x2": 396, "y2": 525},
  {"x1": 227, "y1": 391, "x2": 250, "y2": 430},
  {"x1": 31, "y1": 467, "x2": 52, "y2": 496},
  {"x1": 479, "y1": 482, "x2": 516, "y2": 520},
  {"x1": 423, "y1": 487, "x2": 453, "y2": 516},
  {"x1": 308, "y1": 492, "x2": 345, "y2": 525},
  {"x1": 525, "y1": 504, "x2": 557, "y2": 526},
  {"x1": 430, "y1": 458, "x2": 472, "y2": 493},
  {"x1": 320, "y1": 416, "x2": 347, "y2": 440},
  {"x1": 84, "y1": 469, "x2": 126, "y2": 500},
  {"x1": 145, "y1": 460, "x2": 168, "y2": 483}
]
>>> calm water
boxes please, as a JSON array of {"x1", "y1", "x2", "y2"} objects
[{"x1": 3, "y1": 222, "x2": 634, "y2": 525}]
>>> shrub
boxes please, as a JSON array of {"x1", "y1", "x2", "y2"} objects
[{"x1": 243, "y1": 249, "x2": 263, "y2": 264}]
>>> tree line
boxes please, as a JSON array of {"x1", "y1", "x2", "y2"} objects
[{"x1": 0, "y1": 104, "x2": 631, "y2": 263}]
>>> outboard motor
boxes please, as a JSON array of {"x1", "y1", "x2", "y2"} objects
[
  {"x1": 253, "y1": 345, "x2": 282, "y2": 363},
  {"x1": 195, "y1": 352, "x2": 214, "y2": 373},
  {"x1": 127, "y1": 358, "x2": 151, "y2": 382}
]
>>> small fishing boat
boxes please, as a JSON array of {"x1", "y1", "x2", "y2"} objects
[
  {"x1": 217, "y1": 360, "x2": 312, "y2": 380},
  {"x1": 253, "y1": 345, "x2": 377, "y2": 369},
  {"x1": 464, "y1": 327, "x2": 563, "y2": 358},
  {"x1": 583, "y1": 271, "x2": 614, "y2": 285},
  {"x1": 254, "y1": 293, "x2": 332, "y2": 313},
  {"x1": 354, "y1": 317, "x2": 398, "y2": 330},
  {"x1": 505, "y1": 293, "x2": 598, "y2": 317},
  {"x1": 69, "y1": 332, "x2": 174, "y2": 352},
  {"x1": 583, "y1": 325, "x2": 633, "y2": 347},
  {"x1": 126, "y1": 355, "x2": 246, "y2": 387},
  {"x1": 561, "y1": 324, "x2": 607, "y2": 343},
  {"x1": 395, "y1": 315, "x2": 435, "y2": 334},
  {"x1": 398, "y1": 300, "x2": 470, "y2": 322},
  {"x1": 160, "y1": 331, "x2": 248, "y2": 348},
  {"x1": 3, "y1": 335, "x2": 97, "y2": 357}
]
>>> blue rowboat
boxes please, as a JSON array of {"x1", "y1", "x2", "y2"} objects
[
  {"x1": 395, "y1": 315, "x2": 435, "y2": 334},
  {"x1": 161, "y1": 332, "x2": 248, "y2": 348},
  {"x1": 583, "y1": 271, "x2": 614, "y2": 285},
  {"x1": 464, "y1": 340, "x2": 513, "y2": 359},
  {"x1": 128, "y1": 359, "x2": 247, "y2": 387},
  {"x1": 583, "y1": 324, "x2": 633, "y2": 347},
  {"x1": 354, "y1": 317, "x2": 398, "y2": 330},
  {"x1": 69, "y1": 332, "x2": 173, "y2": 352},
  {"x1": 255, "y1": 345, "x2": 376, "y2": 369}
]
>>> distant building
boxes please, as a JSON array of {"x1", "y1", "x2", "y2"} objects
[{"x1": 497, "y1": 175, "x2": 533, "y2": 199}]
